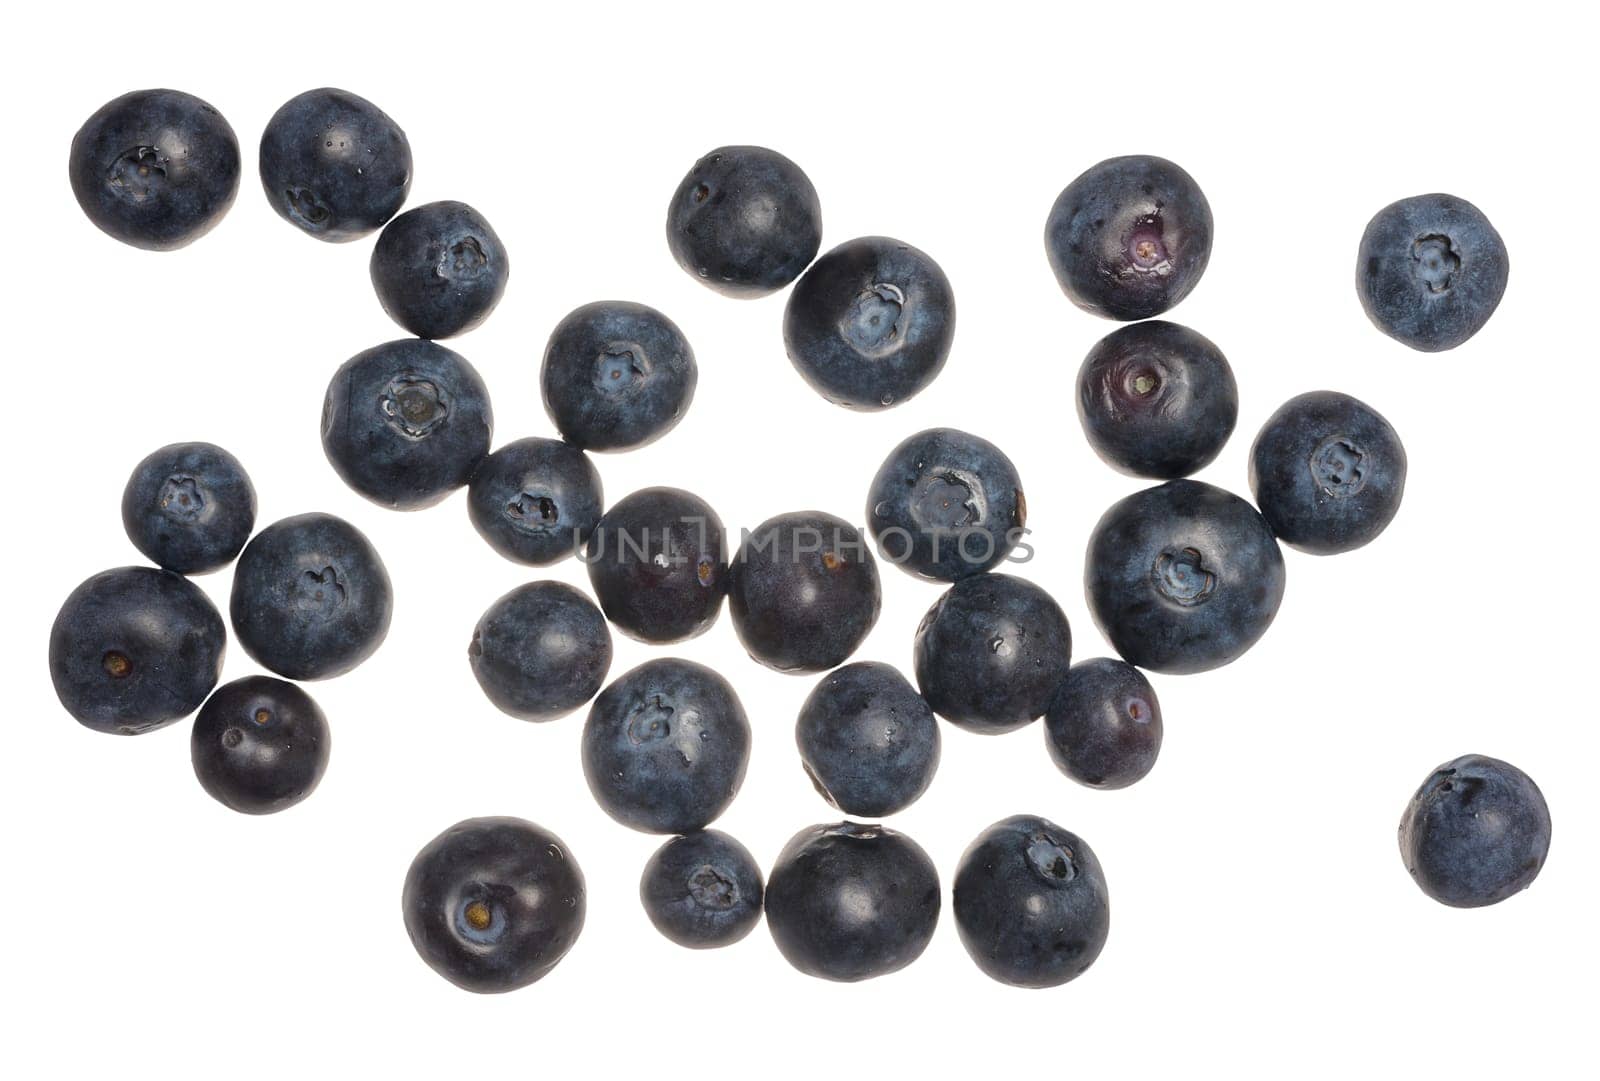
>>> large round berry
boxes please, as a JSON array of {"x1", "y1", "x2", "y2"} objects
[
  {"x1": 121, "y1": 442, "x2": 256, "y2": 575},
  {"x1": 783, "y1": 236, "x2": 955, "y2": 410},
  {"x1": 667, "y1": 145, "x2": 822, "y2": 297},
  {"x1": 321, "y1": 338, "x2": 493, "y2": 510},
  {"x1": 370, "y1": 200, "x2": 509, "y2": 339},
  {"x1": 1044, "y1": 658, "x2": 1162, "y2": 789},
  {"x1": 1398, "y1": 755, "x2": 1551, "y2": 908},
  {"x1": 541, "y1": 301, "x2": 696, "y2": 452},
  {"x1": 69, "y1": 88, "x2": 240, "y2": 250},
  {"x1": 796, "y1": 661, "x2": 940, "y2": 816},
  {"x1": 1085, "y1": 480, "x2": 1284, "y2": 674},
  {"x1": 402, "y1": 817, "x2": 586, "y2": 993},
  {"x1": 639, "y1": 830, "x2": 765, "y2": 949},
  {"x1": 50, "y1": 567, "x2": 226, "y2": 735},
  {"x1": 585, "y1": 487, "x2": 727, "y2": 643},
  {"x1": 259, "y1": 87, "x2": 411, "y2": 242},
  {"x1": 866, "y1": 427, "x2": 1026, "y2": 580},
  {"x1": 468, "y1": 581, "x2": 612, "y2": 722},
  {"x1": 467, "y1": 437, "x2": 602, "y2": 567},
  {"x1": 191, "y1": 676, "x2": 329, "y2": 814},
  {"x1": 1045, "y1": 155, "x2": 1213, "y2": 321}
]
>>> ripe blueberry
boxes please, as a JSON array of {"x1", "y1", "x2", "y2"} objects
[
  {"x1": 229, "y1": 512, "x2": 393, "y2": 681},
  {"x1": 467, "y1": 437, "x2": 603, "y2": 567},
  {"x1": 866, "y1": 427, "x2": 1026, "y2": 581},
  {"x1": 727, "y1": 510, "x2": 881, "y2": 673},
  {"x1": 121, "y1": 442, "x2": 256, "y2": 575},
  {"x1": 541, "y1": 301, "x2": 696, "y2": 452},
  {"x1": 783, "y1": 236, "x2": 955, "y2": 409},
  {"x1": 640, "y1": 830, "x2": 765, "y2": 949},
  {"x1": 581, "y1": 658, "x2": 751, "y2": 834},
  {"x1": 585, "y1": 487, "x2": 727, "y2": 644},
  {"x1": 796, "y1": 661, "x2": 940, "y2": 817},
  {"x1": 913, "y1": 573, "x2": 1072, "y2": 734},
  {"x1": 1249, "y1": 390, "x2": 1406, "y2": 555},
  {"x1": 1399, "y1": 755, "x2": 1551, "y2": 908},
  {"x1": 953, "y1": 814, "x2": 1110, "y2": 988},
  {"x1": 69, "y1": 88, "x2": 240, "y2": 251},
  {"x1": 50, "y1": 566, "x2": 225, "y2": 735},
  {"x1": 259, "y1": 88, "x2": 411, "y2": 242},
  {"x1": 1357, "y1": 194, "x2": 1509, "y2": 352},
  {"x1": 370, "y1": 200, "x2": 509, "y2": 339},
  {"x1": 1085, "y1": 480, "x2": 1284, "y2": 674},
  {"x1": 321, "y1": 338, "x2": 493, "y2": 511},
  {"x1": 1044, "y1": 658, "x2": 1163, "y2": 789},
  {"x1": 667, "y1": 145, "x2": 822, "y2": 298},
  {"x1": 402, "y1": 817, "x2": 585, "y2": 993},
  {"x1": 1045, "y1": 155, "x2": 1213, "y2": 321},
  {"x1": 1077, "y1": 321, "x2": 1237, "y2": 479},
  {"x1": 191, "y1": 676, "x2": 329, "y2": 815},
  {"x1": 468, "y1": 581, "x2": 612, "y2": 722}
]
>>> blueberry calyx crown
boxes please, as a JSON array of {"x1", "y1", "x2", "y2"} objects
[
  {"x1": 1412, "y1": 234, "x2": 1460, "y2": 294},
  {"x1": 1026, "y1": 831, "x2": 1078, "y2": 886},
  {"x1": 1309, "y1": 434, "x2": 1367, "y2": 498},
  {"x1": 1153, "y1": 546, "x2": 1217, "y2": 607},
  {"x1": 381, "y1": 376, "x2": 450, "y2": 439}
]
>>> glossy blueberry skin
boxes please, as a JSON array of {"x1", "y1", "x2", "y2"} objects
[
  {"x1": 783, "y1": 236, "x2": 955, "y2": 410},
  {"x1": 259, "y1": 88, "x2": 411, "y2": 242},
  {"x1": 866, "y1": 427, "x2": 1026, "y2": 581},
  {"x1": 581, "y1": 658, "x2": 751, "y2": 834},
  {"x1": 69, "y1": 89, "x2": 240, "y2": 251},
  {"x1": 1045, "y1": 659, "x2": 1162, "y2": 789},
  {"x1": 402, "y1": 817, "x2": 586, "y2": 994},
  {"x1": 728, "y1": 511, "x2": 881, "y2": 673},
  {"x1": 468, "y1": 581, "x2": 612, "y2": 722},
  {"x1": 796, "y1": 662, "x2": 940, "y2": 816},
  {"x1": 191, "y1": 676, "x2": 329, "y2": 814},
  {"x1": 230, "y1": 513, "x2": 393, "y2": 681},
  {"x1": 121, "y1": 442, "x2": 256, "y2": 575},
  {"x1": 1077, "y1": 321, "x2": 1237, "y2": 479},
  {"x1": 667, "y1": 145, "x2": 822, "y2": 298},
  {"x1": 371, "y1": 200, "x2": 509, "y2": 339},
  {"x1": 585, "y1": 487, "x2": 727, "y2": 644},
  {"x1": 50, "y1": 567, "x2": 225, "y2": 735},
  {"x1": 953, "y1": 815, "x2": 1110, "y2": 988},
  {"x1": 913, "y1": 573, "x2": 1072, "y2": 734},
  {"x1": 467, "y1": 438, "x2": 602, "y2": 566},
  {"x1": 1357, "y1": 194, "x2": 1509, "y2": 352},
  {"x1": 640, "y1": 830, "x2": 765, "y2": 949},
  {"x1": 321, "y1": 338, "x2": 493, "y2": 511},
  {"x1": 1085, "y1": 480, "x2": 1285, "y2": 675},
  {"x1": 541, "y1": 301, "x2": 696, "y2": 452},
  {"x1": 765, "y1": 822, "x2": 940, "y2": 983},
  {"x1": 1045, "y1": 155, "x2": 1212, "y2": 321},
  {"x1": 1399, "y1": 755, "x2": 1551, "y2": 908},
  {"x1": 1249, "y1": 391, "x2": 1407, "y2": 555}
]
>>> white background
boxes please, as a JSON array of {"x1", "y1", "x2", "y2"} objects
[{"x1": 6, "y1": 3, "x2": 1594, "y2": 1076}]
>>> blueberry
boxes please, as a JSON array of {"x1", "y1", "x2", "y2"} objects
[
  {"x1": 584, "y1": 487, "x2": 727, "y2": 644},
  {"x1": 1399, "y1": 755, "x2": 1551, "y2": 908},
  {"x1": 1044, "y1": 659, "x2": 1162, "y2": 789},
  {"x1": 191, "y1": 676, "x2": 329, "y2": 814},
  {"x1": 1249, "y1": 391, "x2": 1407, "y2": 555},
  {"x1": 402, "y1": 817, "x2": 585, "y2": 993},
  {"x1": 321, "y1": 338, "x2": 493, "y2": 511},
  {"x1": 467, "y1": 437, "x2": 603, "y2": 566},
  {"x1": 370, "y1": 200, "x2": 509, "y2": 339},
  {"x1": 765, "y1": 822, "x2": 940, "y2": 982},
  {"x1": 1357, "y1": 194, "x2": 1509, "y2": 352},
  {"x1": 866, "y1": 427, "x2": 1026, "y2": 581},
  {"x1": 541, "y1": 301, "x2": 696, "y2": 452},
  {"x1": 795, "y1": 662, "x2": 940, "y2": 816},
  {"x1": 468, "y1": 581, "x2": 612, "y2": 722},
  {"x1": 639, "y1": 830, "x2": 765, "y2": 949},
  {"x1": 229, "y1": 513, "x2": 393, "y2": 681},
  {"x1": 913, "y1": 573, "x2": 1072, "y2": 734},
  {"x1": 1077, "y1": 321, "x2": 1238, "y2": 478},
  {"x1": 953, "y1": 815, "x2": 1110, "y2": 988},
  {"x1": 1045, "y1": 155, "x2": 1212, "y2": 321},
  {"x1": 1085, "y1": 480, "x2": 1285, "y2": 674},
  {"x1": 259, "y1": 88, "x2": 411, "y2": 242},
  {"x1": 667, "y1": 145, "x2": 822, "y2": 298},
  {"x1": 49, "y1": 567, "x2": 226, "y2": 735},
  {"x1": 728, "y1": 511, "x2": 881, "y2": 673},
  {"x1": 581, "y1": 658, "x2": 751, "y2": 834},
  {"x1": 783, "y1": 236, "x2": 955, "y2": 409},
  {"x1": 69, "y1": 89, "x2": 240, "y2": 251},
  {"x1": 121, "y1": 442, "x2": 256, "y2": 575}
]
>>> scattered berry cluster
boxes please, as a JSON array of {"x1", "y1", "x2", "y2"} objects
[{"x1": 56, "y1": 86, "x2": 1551, "y2": 993}]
